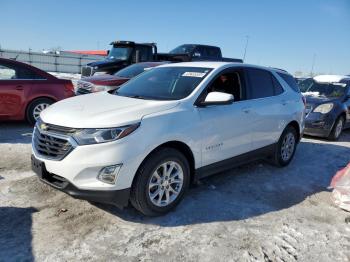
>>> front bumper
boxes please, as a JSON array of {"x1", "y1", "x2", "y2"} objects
[
  {"x1": 304, "y1": 112, "x2": 335, "y2": 137},
  {"x1": 32, "y1": 155, "x2": 130, "y2": 208}
]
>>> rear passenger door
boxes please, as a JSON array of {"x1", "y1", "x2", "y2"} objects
[
  {"x1": 0, "y1": 62, "x2": 34, "y2": 117},
  {"x1": 245, "y1": 68, "x2": 286, "y2": 150}
]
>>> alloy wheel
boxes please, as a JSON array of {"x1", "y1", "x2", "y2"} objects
[
  {"x1": 148, "y1": 161, "x2": 184, "y2": 207},
  {"x1": 33, "y1": 103, "x2": 50, "y2": 120},
  {"x1": 281, "y1": 132, "x2": 296, "y2": 162},
  {"x1": 335, "y1": 118, "x2": 343, "y2": 139}
]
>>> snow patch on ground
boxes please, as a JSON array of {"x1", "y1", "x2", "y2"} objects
[{"x1": 1, "y1": 122, "x2": 350, "y2": 261}]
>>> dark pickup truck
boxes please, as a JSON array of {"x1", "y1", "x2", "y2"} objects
[{"x1": 81, "y1": 41, "x2": 242, "y2": 77}]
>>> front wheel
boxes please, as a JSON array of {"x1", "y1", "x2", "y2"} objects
[
  {"x1": 272, "y1": 126, "x2": 298, "y2": 167},
  {"x1": 130, "y1": 148, "x2": 190, "y2": 216},
  {"x1": 328, "y1": 116, "x2": 344, "y2": 141}
]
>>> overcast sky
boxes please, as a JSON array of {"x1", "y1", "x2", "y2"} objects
[{"x1": 1, "y1": 0, "x2": 349, "y2": 75}]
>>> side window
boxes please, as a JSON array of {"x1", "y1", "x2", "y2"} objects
[
  {"x1": 193, "y1": 47, "x2": 204, "y2": 58},
  {"x1": 0, "y1": 64, "x2": 16, "y2": 79},
  {"x1": 246, "y1": 68, "x2": 274, "y2": 99},
  {"x1": 133, "y1": 46, "x2": 152, "y2": 62},
  {"x1": 206, "y1": 47, "x2": 221, "y2": 59},
  {"x1": 277, "y1": 72, "x2": 300, "y2": 93},
  {"x1": 271, "y1": 74, "x2": 284, "y2": 95},
  {"x1": 206, "y1": 70, "x2": 245, "y2": 102},
  {"x1": 16, "y1": 67, "x2": 45, "y2": 80}
]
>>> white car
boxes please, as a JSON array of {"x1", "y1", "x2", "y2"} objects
[{"x1": 31, "y1": 62, "x2": 305, "y2": 216}]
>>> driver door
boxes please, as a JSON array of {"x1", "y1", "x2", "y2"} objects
[{"x1": 197, "y1": 68, "x2": 256, "y2": 168}]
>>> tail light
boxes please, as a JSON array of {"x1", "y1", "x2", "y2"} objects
[
  {"x1": 302, "y1": 95, "x2": 306, "y2": 107},
  {"x1": 64, "y1": 81, "x2": 74, "y2": 92}
]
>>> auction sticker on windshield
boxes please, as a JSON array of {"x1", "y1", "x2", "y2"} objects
[{"x1": 182, "y1": 72, "x2": 206, "y2": 78}]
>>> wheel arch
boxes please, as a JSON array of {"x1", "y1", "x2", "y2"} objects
[
  {"x1": 286, "y1": 120, "x2": 301, "y2": 142},
  {"x1": 25, "y1": 96, "x2": 57, "y2": 115},
  {"x1": 131, "y1": 140, "x2": 196, "y2": 188}
]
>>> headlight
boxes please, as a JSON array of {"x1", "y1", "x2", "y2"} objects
[
  {"x1": 91, "y1": 85, "x2": 117, "y2": 93},
  {"x1": 73, "y1": 123, "x2": 140, "y2": 145},
  {"x1": 313, "y1": 103, "x2": 334, "y2": 114}
]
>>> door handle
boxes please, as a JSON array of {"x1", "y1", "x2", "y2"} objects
[
  {"x1": 281, "y1": 100, "x2": 287, "y2": 106},
  {"x1": 242, "y1": 107, "x2": 252, "y2": 113},
  {"x1": 15, "y1": 85, "x2": 24, "y2": 90}
]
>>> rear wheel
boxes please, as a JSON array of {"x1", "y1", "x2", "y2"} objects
[
  {"x1": 26, "y1": 98, "x2": 54, "y2": 125},
  {"x1": 130, "y1": 148, "x2": 190, "y2": 216},
  {"x1": 328, "y1": 116, "x2": 344, "y2": 141},
  {"x1": 272, "y1": 126, "x2": 298, "y2": 167}
]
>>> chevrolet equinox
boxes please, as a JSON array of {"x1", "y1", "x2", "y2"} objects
[{"x1": 31, "y1": 62, "x2": 305, "y2": 216}]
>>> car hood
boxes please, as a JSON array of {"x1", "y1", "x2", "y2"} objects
[
  {"x1": 303, "y1": 93, "x2": 339, "y2": 106},
  {"x1": 40, "y1": 92, "x2": 179, "y2": 128},
  {"x1": 82, "y1": 75, "x2": 129, "y2": 86},
  {"x1": 87, "y1": 59, "x2": 126, "y2": 69}
]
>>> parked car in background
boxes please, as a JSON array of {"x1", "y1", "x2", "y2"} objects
[
  {"x1": 0, "y1": 58, "x2": 74, "y2": 124},
  {"x1": 81, "y1": 40, "x2": 243, "y2": 77},
  {"x1": 76, "y1": 62, "x2": 167, "y2": 95},
  {"x1": 303, "y1": 75, "x2": 350, "y2": 140},
  {"x1": 31, "y1": 62, "x2": 304, "y2": 216}
]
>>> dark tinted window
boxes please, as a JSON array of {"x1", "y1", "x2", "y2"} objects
[
  {"x1": 133, "y1": 46, "x2": 152, "y2": 62},
  {"x1": 206, "y1": 47, "x2": 221, "y2": 58},
  {"x1": 247, "y1": 68, "x2": 274, "y2": 99},
  {"x1": 17, "y1": 67, "x2": 45, "y2": 79},
  {"x1": 271, "y1": 75, "x2": 284, "y2": 95},
  {"x1": 277, "y1": 72, "x2": 300, "y2": 92},
  {"x1": 0, "y1": 63, "x2": 45, "y2": 80}
]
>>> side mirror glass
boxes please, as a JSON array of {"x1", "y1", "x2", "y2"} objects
[{"x1": 201, "y1": 92, "x2": 234, "y2": 106}]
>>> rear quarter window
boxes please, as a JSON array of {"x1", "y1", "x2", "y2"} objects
[
  {"x1": 277, "y1": 72, "x2": 300, "y2": 93},
  {"x1": 246, "y1": 68, "x2": 275, "y2": 99}
]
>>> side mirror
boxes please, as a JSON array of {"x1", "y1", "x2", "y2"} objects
[
  {"x1": 107, "y1": 50, "x2": 110, "y2": 55},
  {"x1": 200, "y1": 92, "x2": 234, "y2": 106}
]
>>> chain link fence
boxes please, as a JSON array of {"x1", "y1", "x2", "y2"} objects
[{"x1": 0, "y1": 48, "x2": 103, "y2": 74}]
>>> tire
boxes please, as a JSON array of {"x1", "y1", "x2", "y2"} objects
[
  {"x1": 272, "y1": 126, "x2": 298, "y2": 167},
  {"x1": 328, "y1": 116, "x2": 344, "y2": 141},
  {"x1": 26, "y1": 98, "x2": 54, "y2": 125},
  {"x1": 130, "y1": 147, "x2": 190, "y2": 216}
]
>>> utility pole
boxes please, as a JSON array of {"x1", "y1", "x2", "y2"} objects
[
  {"x1": 310, "y1": 54, "x2": 316, "y2": 77},
  {"x1": 243, "y1": 35, "x2": 249, "y2": 62}
]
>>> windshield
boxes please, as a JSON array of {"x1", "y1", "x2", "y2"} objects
[
  {"x1": 114, "y1": 63, "x2": 152, "y2": 78},
  {"x1": 298, "y1": 78, "x2": 314, "y2": 92},
  {"x1": 169, "y1": 45, "x2": 195, "y2": 55},
  {"x1": 305, "y1": 82, "x2": 347, "y2": 98},
  {"x1": 115, "y1": 67, "x2": 212, "y2": 100},
  {"x1": 107, "y1": 46, "x2": 132, "y2": 60}
]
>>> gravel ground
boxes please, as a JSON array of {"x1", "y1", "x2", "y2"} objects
[{"x1": 1, "y1": 122, "x2": 350, "y2": 262}]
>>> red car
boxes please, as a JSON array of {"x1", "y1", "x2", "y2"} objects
[
  {"x1": 0, "y1": 58, "x2": 74, "y2": 124},
  {"x1": 76, "y1": 62, "x2": 167, "y2": 95}
]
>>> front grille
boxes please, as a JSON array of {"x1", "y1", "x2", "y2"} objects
[
  {"x1": 81, "y1": 66, "x2": 93, "y2": 77},
  {"x1": 33, "y1": 127, "x2": 75, "y2": 160}
]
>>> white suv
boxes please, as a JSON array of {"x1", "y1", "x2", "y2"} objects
[{"x1": 31, "y1": 62, "x2": 305, "y2": 216}]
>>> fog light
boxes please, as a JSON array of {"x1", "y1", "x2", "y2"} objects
[{"x1": 98, "y1": 164, "x2": 122, "y2": 184}]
